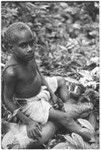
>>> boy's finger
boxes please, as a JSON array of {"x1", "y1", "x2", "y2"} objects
[
  {"x1": 35, "y1": 128, "x2": 42, "y2": 138},
  {"x1": 31, "y1": 130, "x2": 40, "y2": 140},
  {"x1": 28, "y1": 130, "x2": 34, "y2": 139},
  {"x1": 31, "y1": 130, "x2": 36, "y2": 139},
  {"x1": 27, "y1": 130, "x2": 30, "y2": 138},
  {"x1": 37, "y1": 124, "x2": 42, "y2": 131},
  {"x1": 54, "y1": 103, "x2": 59, "y2": 109}
]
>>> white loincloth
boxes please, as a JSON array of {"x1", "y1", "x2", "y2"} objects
[{"x1": 15, "y1": 76, "x2": 58, "y2": 125}]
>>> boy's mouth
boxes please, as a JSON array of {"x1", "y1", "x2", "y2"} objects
[{"x1": 25, "y1": 53, "x2": 34, "y2": 60}]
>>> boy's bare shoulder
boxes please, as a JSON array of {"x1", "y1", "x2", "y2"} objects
[
  {"x1": 3, "y1": 65, "x2": 18, "y2": 83},
  {"x1": 3, "y1": 55, "x2": 20, "y2": 79},
  {"x1": 5, "y1": 66, "x2": 16, "y2": 76}
]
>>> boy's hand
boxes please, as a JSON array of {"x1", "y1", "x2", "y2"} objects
[
  {"x1": 51, "y1": 94, "x2": 59, "y2": 105},
  {"x1": 51, "y1": 94, "x2": 65, "y2": 111},
  {"x1": 50, "y1": 94, "x2": 59, "y2": 109},
  {"x1": 27, "y1": 119, "x2": 42, "y2": 140},
  {"x1": 51, "y1": 94, "x2": 58, "y2": 104}
]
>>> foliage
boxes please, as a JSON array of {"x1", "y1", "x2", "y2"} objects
[
  {"x1": 1, "y1": 1, "x2": 99, "y2": 74},
  {"x1": 1, "y1": 1, "x2": 99, "y2": 149}
]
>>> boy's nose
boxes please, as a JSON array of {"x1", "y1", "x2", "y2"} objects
[{"x1": 27, "y1": 45, "x2": 32, "y2": 53}]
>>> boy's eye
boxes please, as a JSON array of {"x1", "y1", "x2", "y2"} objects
[
  {"x1": 19, "y1": 42, "x2": 28, "y2": 48},
  {"x1": 19, "y1": 40, "x2": 34, "y2": 48},
  {"x1": 29, "y1": 40, "x2": 34, "y2": 47}
]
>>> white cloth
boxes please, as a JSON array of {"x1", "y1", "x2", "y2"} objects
[
  {"x1": 21, "y1": 87, "x2": 51, "y2": 125},
  {"x1": 45, "y1": 76, "x2": 58, "y2": 93},
  {"x1": 16, "y1": 77, "x2": 58, "y2": 125}
]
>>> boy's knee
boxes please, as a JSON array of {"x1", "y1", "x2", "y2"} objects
[
  {"x1": 62, "y1": 114, "x2": 71, "y2": 121},
  {"x1": 27, "y1": 122, "x2": 56, "y2": 148},
  {"x1": 39, "y1": 121, "x2": 56, "y2": 144},
  {"x1": 57, "y1": 77, "x2": 66, "y2": 88}
]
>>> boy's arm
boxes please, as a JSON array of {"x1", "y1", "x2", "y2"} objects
[
  {"x1": 3, "y1": 69, "x2": 32, "y2": 124},
  {"x1": 3, "y1": 69, "x2": 42, "y2": 139},
  {"x1": 34, "y1": 60, "x2": 58, "y2": 104}
]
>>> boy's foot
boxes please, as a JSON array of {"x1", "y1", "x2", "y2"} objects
[{"x1": 64, "y1": 102, "x2": 93, "y2": 119}]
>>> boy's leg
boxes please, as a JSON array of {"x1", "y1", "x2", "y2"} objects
[
  {"x1": 49, "y1": 106, "x2": 92, "y2": 140},
  {"x1": 27, "y1": 121, "x2": 56, "y2": 149},
  {"x1": 56, "y1": 77, "x2": 70, "y2": 103},
  {"x1": 64, "y1": 102, "x2": 93, "y2": 119},
  {"x1": 38, "y1": 121, "x2": 56, "y2": 144}
]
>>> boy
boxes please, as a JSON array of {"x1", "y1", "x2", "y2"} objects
[{"x1": 2, "y1": 22, "x2": 93, "y2": 148}]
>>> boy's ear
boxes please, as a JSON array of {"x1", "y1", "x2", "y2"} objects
[
  {"x1": 9, "y1": 44, "x2": 14, "y2": 53},
  {"x1": 33, "y1": 32, "x2": 38, "y2": 43}
]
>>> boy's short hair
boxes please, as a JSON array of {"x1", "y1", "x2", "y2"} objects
[{"x1": 4, "y1": 22, "x2": 32, "y2": 45}]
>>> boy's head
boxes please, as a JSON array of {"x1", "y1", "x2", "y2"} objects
[
  {"x1": 5, "y1": 22, "x2": 35, "y2": 61},
  {"x1": 5, "y1": 22, "x2": 33, "y2": 45}
]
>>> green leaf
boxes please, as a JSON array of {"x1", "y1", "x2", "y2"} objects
[
  {"x1": 77, "y1": 118, "x2": 95, "y2": 135},
  {"x1": 58, "y1": 45, "x2": 67, "y2": 51},
  {"x1": 64, "y1": 133, "x2": 91, "y2": 149},
  {"x1": 64, "y1": 134, "x2": 78, "y2": 148},
  {"x1": 88, "y1": 112, "x2": 96, "y2": 129},
  {"x1": 39, "y1": 5, "x2": 49, "y2": 10},
  {"x1": 71, "y1": 133, "x2": 90, "y2": 149},
  {"x1": 60, "y1": 2, "x2": 68, "y2": 8}
]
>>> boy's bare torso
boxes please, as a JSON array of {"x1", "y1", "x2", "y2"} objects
[{"x1": 5, "y1": 56, "x2": 42, "y2": 98}]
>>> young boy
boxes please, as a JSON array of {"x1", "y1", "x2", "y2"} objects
[{"x1": 2, "y1": 22, "x2": 93, "y2": 148}]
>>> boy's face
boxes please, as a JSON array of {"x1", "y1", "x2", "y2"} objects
[{"x1": 13, "y1": 29, "x2": 35, "y2": 62}]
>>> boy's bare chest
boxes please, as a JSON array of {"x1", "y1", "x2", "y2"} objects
[
  {"x1": 18, "y1": 63, "x2": 37, "y2": 81},
  {"x1": 17, "y1": 68, "x2": 41, "y2": 89},
  {"x1": 19, "y1": 69, "x2": 34, "y2": 82},
  {"x1": 15, "y1": 64, "x2": 42, "y2": 97}
]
